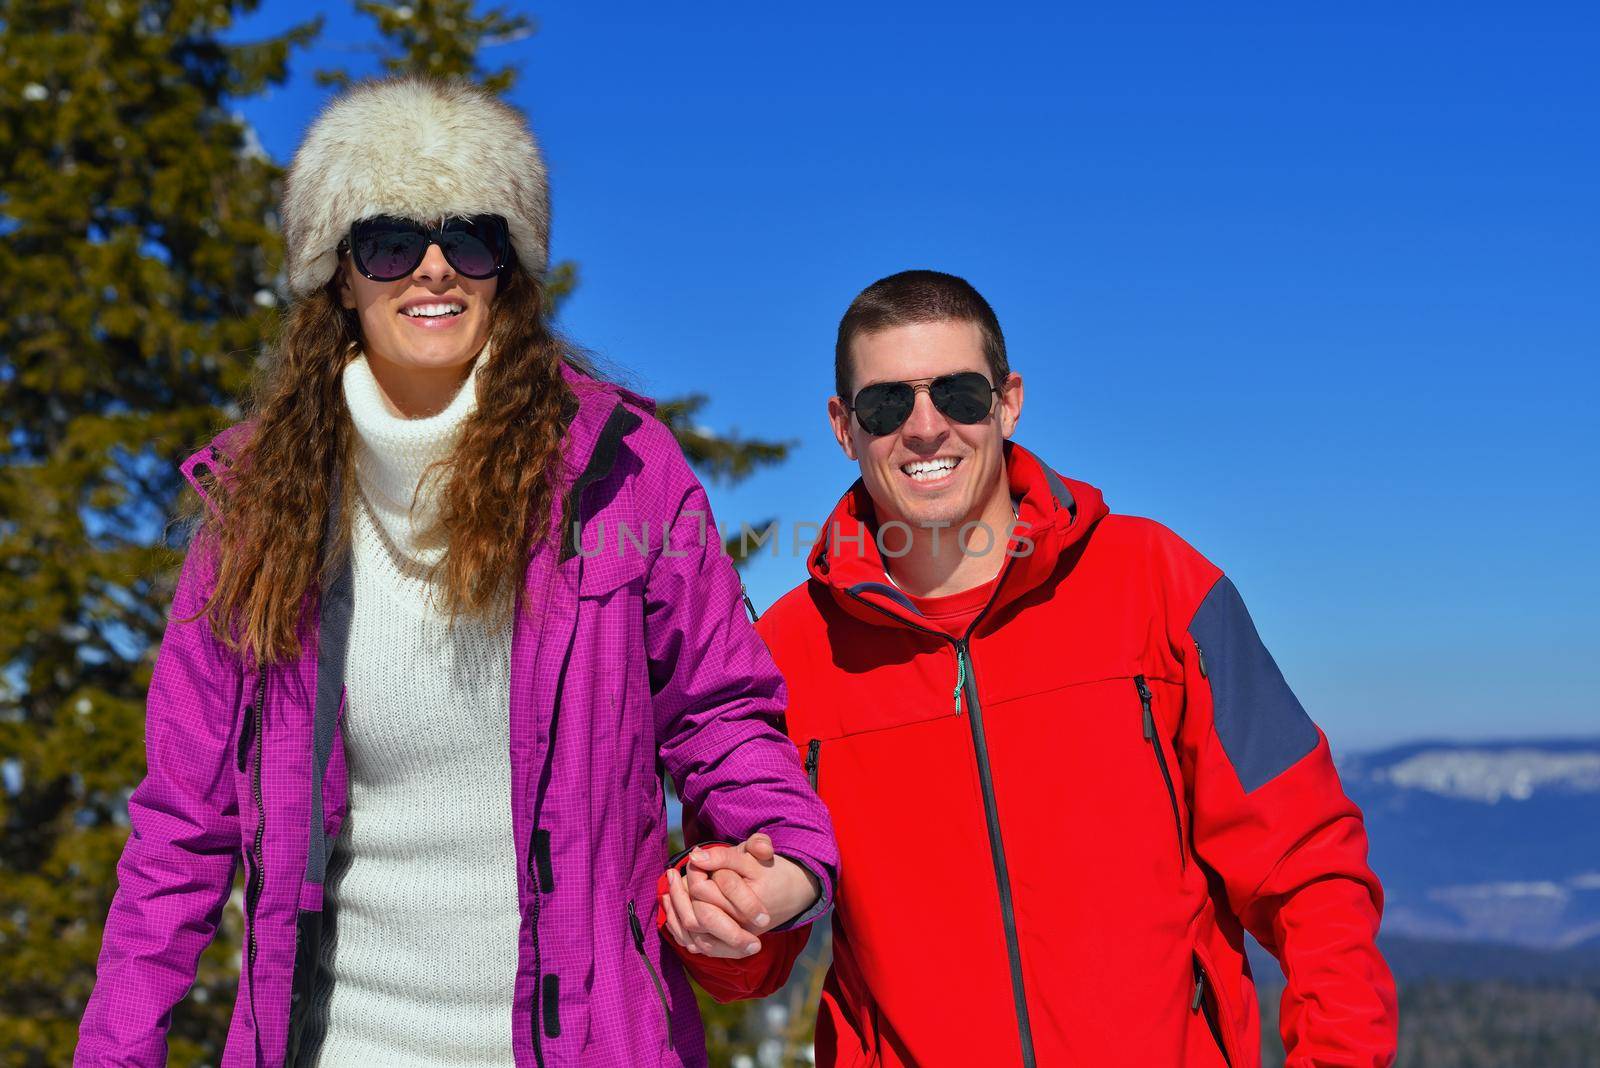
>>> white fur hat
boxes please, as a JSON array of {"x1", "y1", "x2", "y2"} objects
[{"x1": 281, "y1": 76, "x2": 549, "y2": 297}]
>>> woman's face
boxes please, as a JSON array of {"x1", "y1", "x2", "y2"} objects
[{"x1": 337, "y1": 238, "x2": 498, "y2": 378}]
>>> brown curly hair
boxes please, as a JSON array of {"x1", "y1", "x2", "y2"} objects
[{"x1": 196, "y1": 264, "x2": 592, "y2": 665}]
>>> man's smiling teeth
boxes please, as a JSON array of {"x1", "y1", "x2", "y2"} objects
[
  {"x1": 402, "y1": 302, "x2": 464, "y2": 318},
  {"x1": 902, "y1": 457, "x2": 960, "y2": 482}
]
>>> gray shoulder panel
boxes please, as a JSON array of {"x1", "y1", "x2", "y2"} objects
[{"x1": 1188, "y1": 575, "x2": 1320, "y2": 793}]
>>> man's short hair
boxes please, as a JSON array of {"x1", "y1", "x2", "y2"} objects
[{"x1": 834, "y1": 269, "x2": 1009, "y2": 400}]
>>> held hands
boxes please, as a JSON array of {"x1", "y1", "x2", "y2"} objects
[{"x1": 660, "y1": 832, "x2": 822, "y2": 959}]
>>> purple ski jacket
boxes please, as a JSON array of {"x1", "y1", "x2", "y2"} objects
[{"x1": 76, "y1": 366, "x2": 839, "y2": 1067}]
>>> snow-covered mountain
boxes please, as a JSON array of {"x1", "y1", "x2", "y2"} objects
[
  {"x1": 1367, "y1": 746, "x2": 1600, "y2": 803},
  {"x1": 1338, "y1": 738, "x2": 1600, "y2": 949}
]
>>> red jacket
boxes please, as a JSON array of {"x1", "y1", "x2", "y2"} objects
[{"x1": 668, "y1": 443, "x2": 1397, "y2": 1066}]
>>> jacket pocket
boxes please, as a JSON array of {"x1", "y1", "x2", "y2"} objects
[
  {"x1": 1190, "y1": 942, "x2": 1241, "y2": 1067},
  {"x1": 1136, "y1": 675, "x2": 1185, "y2": 869},
  {"x1": 627, "y1": 898, "x2": 671, "y2": 1026},
  {"x1": 576, "y1": 524, "x2": 649, "y2": 598}
]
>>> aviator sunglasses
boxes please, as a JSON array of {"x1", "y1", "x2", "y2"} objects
[
  {"x1": 338, "y1": 214, "x2": 511, "y2": 282},
  {"x1": 845, "y1": 371, "x2": 1001, "y2": 436}
]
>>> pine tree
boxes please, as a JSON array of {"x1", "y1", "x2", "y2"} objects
[
  {"x1": 320, "y1": 0, "x2": 536, "y2": 92},
  {"x1": 0, "y1": 1, "x2": 316, "y2": 1063}
]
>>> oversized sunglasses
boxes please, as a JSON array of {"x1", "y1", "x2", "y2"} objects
[
  {"x1": 339, "y1": 214, "x2": 511, "y2": 281},
  {"x1": 845, "y1": 371, "x2": 1001, "y2": 436}
]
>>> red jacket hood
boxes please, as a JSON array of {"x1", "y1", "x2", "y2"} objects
[{"x1": 805, "y1": 441, "x2": 1110, "y2": 632}]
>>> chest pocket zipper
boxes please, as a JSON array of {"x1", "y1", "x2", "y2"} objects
[
  {"x1": 1136, "y1": 675, "x2": 1185, "y2": 869},
  {"x1": 628, "y1": 899, "x2": 671, "y2": 1025},
  {"x1": 804, "y1": 739, "x2": 821, "y2": 791}
]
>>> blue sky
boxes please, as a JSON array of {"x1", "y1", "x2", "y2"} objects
[{"x1": 232, "y1": 3, "x2": 1597, "y2": 750}]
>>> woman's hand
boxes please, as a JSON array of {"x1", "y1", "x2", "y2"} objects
[{"x1": 660, "y1": 832, "x2": 821, "y2": 958}]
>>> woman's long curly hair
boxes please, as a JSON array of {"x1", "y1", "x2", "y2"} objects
[{"x1": 196, "y1": 262, "x2": 590, "y2": 666}]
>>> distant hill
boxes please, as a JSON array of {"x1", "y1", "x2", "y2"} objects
[
  {"x1": 1338, "y1": 736, "x2": 1600, "y2": 949},
  {"x1": 1242, "y1": 736, "x2": 1600, "y2": 987},
  {"x1": 1249, "y1": 933, "x2": 1600, "y2": 985}
]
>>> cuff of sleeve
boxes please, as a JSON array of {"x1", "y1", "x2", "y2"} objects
[{"x1": 768, "y1": 851, "x2": 832, "y2": 931}]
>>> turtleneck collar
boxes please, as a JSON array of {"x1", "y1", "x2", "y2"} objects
[{"x1": 342, "y1": 345, "x2": 486, "y2": 567}]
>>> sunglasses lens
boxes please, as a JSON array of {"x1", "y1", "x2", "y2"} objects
[
  {"x1": 930, "y1": 372, "x2": 995, "y2": 423},
  {"x1": 439, "y1": 216, "x2": 507, "y2": 278},
  {"x1": 853, "y1": 382, "x2": 916, "y2": 436},
  {"x1": 351, "y1": 217, "x2": 428, "y2": 280}
]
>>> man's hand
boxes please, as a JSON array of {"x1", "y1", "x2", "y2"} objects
[{"x1": 660, "y1": 832, "x2": 821, "y2": 958}]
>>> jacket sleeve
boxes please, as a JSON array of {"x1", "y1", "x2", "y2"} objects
[
  {"x1": 76, "y1": 533, "x2": 245, "y2": 1066},
  {"x1": 1167, "y1": 553, "x2": 1398, "y2": 1066},
  {"x1": 640, "y1": 419, "x2": 839, "y2": 928}
]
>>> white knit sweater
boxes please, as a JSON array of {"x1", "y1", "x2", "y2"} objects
[{"x1": 305, "y1": 351, "x2": 519, "y2": 1067}]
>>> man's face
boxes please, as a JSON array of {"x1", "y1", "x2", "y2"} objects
[
  {"x1": 828, "y1": 319, "x2": 1023, "y2": 536},
  {"x1": 337, "y1": 239, "x2": 498, "y2": 375}
]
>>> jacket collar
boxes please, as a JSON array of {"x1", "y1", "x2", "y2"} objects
[
  {"x1": 555, "y1": 361, "x2": 653, "y2": 492},
  {"x1": 807, "y1": 441, "x2": 1109, "y2": 636}
]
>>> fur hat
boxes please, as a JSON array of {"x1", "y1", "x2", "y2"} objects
[{"x1": 281, "y1": 76, "x2": 549, "y2": 298}]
